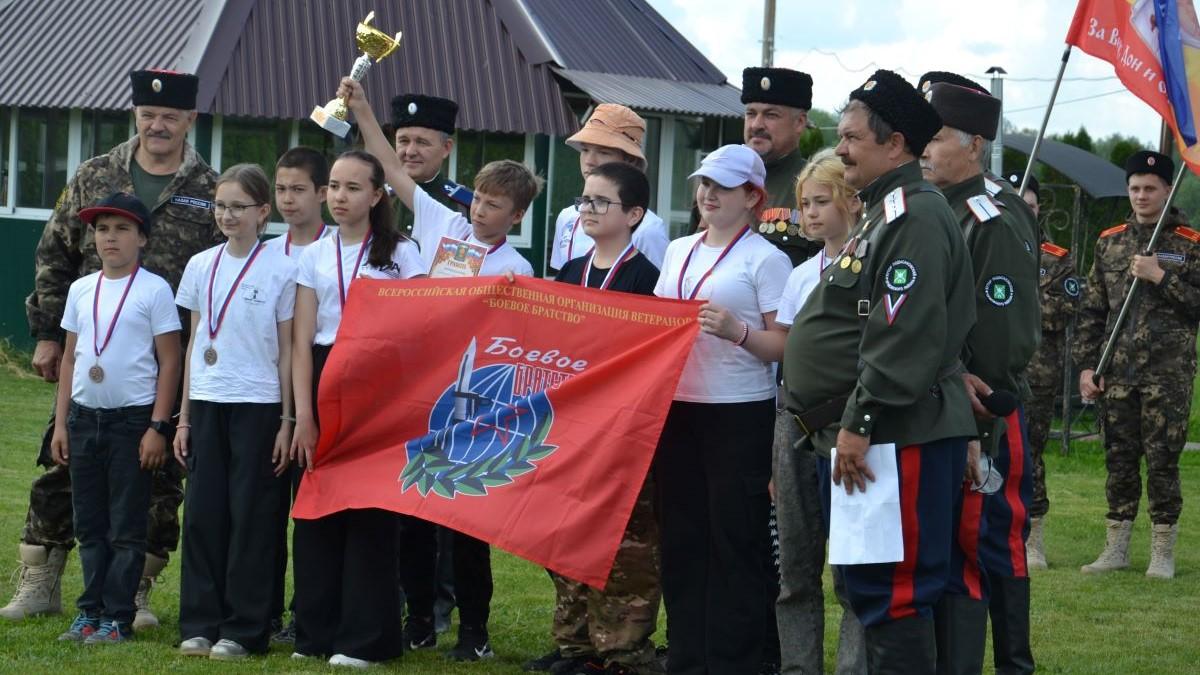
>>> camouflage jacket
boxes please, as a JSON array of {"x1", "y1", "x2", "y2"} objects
[
  {"x1": 1038, "y1": 239, "x2": 1079, "y2": 335},
  {"x1": 26, "y1": 136, "x2": 219, "y2": 341},
  {"x1": 1073, "y1": 209, "x2": 1200, "y2": 386}
]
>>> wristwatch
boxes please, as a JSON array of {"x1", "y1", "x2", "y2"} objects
[{"x1": 149, "y1": 419, "x2": 172, "y2": 436}]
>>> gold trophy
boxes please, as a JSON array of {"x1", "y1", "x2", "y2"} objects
[{"x1": 310, "y1": 11, "x2": 402, "y2": 138}]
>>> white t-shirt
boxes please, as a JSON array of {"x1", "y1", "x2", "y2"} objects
[
  {"x1": 411, "y1": 188, "x2": 534, "y2": 277},
  {"x1": 654, "y1": 231, "x2": 791, "y2": 403},
  {"x1": 61, "y1": 269, "x2": 181, "y2": 409},
  {"x1": 176, "y1": 243, "x2": 298, "y2": 403},
  {"x1": 776, "y1": 250, "x2": 832, "y2": 327},
  {"x1": 262, "y1": 223, "x2": 337, "y2": 261},
  {"x1": 550, "y1": 203, "x2": 670, "y2": 270},
  {"x1": 297, "y1": 234, "x2": 425, "y2": 345}
]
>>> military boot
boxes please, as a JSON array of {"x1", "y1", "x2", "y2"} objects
[
  {"x1": 933, "y1": 594, "x2": 987, "y2": 675},
  {"x1": 132, "y1": 553, "x2": 167, "y2": 630},
  {"x1": 1080, "y1": 519, "x2": 1132, "y2": 574},
  {"x1": 1026, "y1": 517, "x2": 1047, "y2": 570},
  {"x1": 865, "y1": 616, "x2": 936, "y2": 675},
  {"x1": 1145, "y1": 523, "x2": 1178, "y2": 579},
  {"x1": 0, "y1": 544, "x2": 67, "y2": 619}
]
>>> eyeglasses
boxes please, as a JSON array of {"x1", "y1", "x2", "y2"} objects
[
  {"x1": 574, "y1": 196, "x2": 626, "y2": 215},
  {"x1": 211, "y1": 202, "x2": 263, "y2": 218}
]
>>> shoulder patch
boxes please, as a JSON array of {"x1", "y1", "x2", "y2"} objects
[
  {"x1": 169, "y1": 195, "x2": 212, "y2": 210},
  {"x1": 984, "y1": 176, "x2": 1002, "y2": 197},
  {"x1": 444, "y1": 181, "x2": 474, "y2": 207},
  {"x1": 884, "y1": 187, "x2": 907, "y2": 224},
  {"x1": 1174, "y1": 225, "x2": 1200, "y2": 243},
  {"x1": 1099, "y1": 223, "x2": 1128, "y2": 238},
  {"x1": 966, "y1": 195, "x2": 1001, "y2": 223},
  {"x1": 984, "y1": 275, "x2": 1015, "y2": 306},
  {"x1": 1040, "y1": 241, "x2": 1069, "y2": 257}
]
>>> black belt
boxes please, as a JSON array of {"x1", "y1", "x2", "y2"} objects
[{"x1": 790, "y1": 395, "x2": 848, "y2": 436}]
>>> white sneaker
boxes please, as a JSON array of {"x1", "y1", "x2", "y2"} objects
[
  {"x1": 179, "y1": 636, "x2": 213, "y2": 656},
  {"x1": 291, "y1": 652, "x2": 312, "y2": 660},
  {"x1": 209, "y1": 638, "x2": 249, "y2": 660},
  {"x1": 329, "y1": 653, "x2": 372, "y2": 668}
]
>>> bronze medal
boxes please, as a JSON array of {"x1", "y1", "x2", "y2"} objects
[
  {"x1": 851, "y1": 259, "x2": 863, "y2": 274},
  {"x1": 840, "y1": 256, "x2": 852, "y2": 269},
  {"x1": 203, "y1": 346, "x2": 218, "y2": 366},
  {"x1": 775, "y1": 220, "x2": 788, "y2": 233},
  {"x1": 88, "y1": 364, "x2": 104, "y2": 383}
]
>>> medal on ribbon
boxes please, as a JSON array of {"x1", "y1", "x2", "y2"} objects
[
  {"x1": 205, "y1": 242, "x2": 266, "y2": 365},
  {"x1": 90, "y1": 266, "x2": 141, "y2": 383}
]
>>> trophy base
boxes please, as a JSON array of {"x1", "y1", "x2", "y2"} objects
[{"x1": 310, "y1": 106, "x2": 351, "y2": 138}]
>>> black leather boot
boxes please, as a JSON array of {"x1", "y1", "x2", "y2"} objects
[
  {"x1": 865, "y1": 616, "x2": 936, "y2": 675},
  {"x1": 934, "y1": 594, "x2": 988, "y2": 675},
  {"x1": 990, "y1": 576, "x2": 1034, "y2": 675}
]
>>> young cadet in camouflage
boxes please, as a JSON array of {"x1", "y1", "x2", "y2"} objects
[
  {"x1": 924, "y1": 81, "x2": 1039, "y2": 675},
  {"x1": 389, "y1": 94, "x2": 471, "y2": 237},
  {"x1": 742, "y1": 67, "x2": 823, "y2": 267},
  {"x1": 783, "y1": 70, "x2": 976, "y2": 673},
  {"x1": 4, "y1": 70, "x2": 218, "y2": 627},
  {"x1": 1075, "y1": 151, "x2": 1200, "y2": 580},
  {"x1": 1012, "y1": 173, "x2": 1078, "y2": 570}
]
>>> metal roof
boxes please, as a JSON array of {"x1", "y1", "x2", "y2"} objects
[
  {"x1": 1004, "y1": 133, "x2": 1127, "y2": 199},
  {"x1": 554, "y1": 69, "x2": 743, "y2": 118}
]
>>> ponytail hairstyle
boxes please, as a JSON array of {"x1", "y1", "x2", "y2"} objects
[
  {"x1": 216, "y1": 163, "x2": 272, "y2": 234},
  {"x1": 335, "y1": 149, "x2": 406, "y2": 269}
]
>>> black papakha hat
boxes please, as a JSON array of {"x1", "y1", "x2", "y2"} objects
[
  {"x1": 741, "y1": 67, "x2": 813, "y2": 110},
  {"x1": 79, "y1": 192, "x2": 154, "y2": 236},
  {"x1": 927, "y1": 83, "x2": 1001, "y2": 140},
  {"x1": 129, "y1": 69, "x2": 199, "y2": 110},
  {"x1": 1008, "y1": 171, "x2": 1040, "y2": 198},
  {"x1": 849, "y1": 70, "x2": 942, "y2": 155},
  {"x1": 918, "y1": 71, "x2": 988, "y2": 96},
  {"x1": 1125, "y1": 150, "x2": 1175, "y2": 183},
  {"x1": 391, "y1": 94, "x2": 459, "y2": 135}
]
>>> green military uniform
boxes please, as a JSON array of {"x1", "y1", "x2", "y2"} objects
[
  {"x1": 23, "y1": 134, "x2": 218, "y2": 558},
  {"x1": 396, "y1": 172, "x2": 471, "y2": 234},
  {"x1": 984, "y1": 173, "x2": 1041, "y2": 251},
  {"x1": 760, "y1": 149, "x2": 822, "y2": 266},
  {"x1": 1073, "y1": 208, "x2": 1200, "y2": 526}
]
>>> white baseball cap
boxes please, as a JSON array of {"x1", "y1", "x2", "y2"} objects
[{"x1": 688, "y1": 144, "x2": 766, "y2": 188}]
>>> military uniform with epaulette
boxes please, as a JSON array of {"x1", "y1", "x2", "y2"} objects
[
  {"x1": 782, "y1": 71, "x2": 976, "y2": 670},
  {"x1": 1074, "y1": 152, "x2": 1200, "y2": 580}
]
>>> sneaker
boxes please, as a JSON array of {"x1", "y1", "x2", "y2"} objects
[
  {"x1": 83, "y1": 620, "x2": 132, "y2": 644},
  {"x1": 179, "y1": 636, "x2": 213, "y2": 656},
  {"x1": 329, "y1": 653, "x2": 372, "y2": 668},
  {"x1": 404, "y1": 616, "x2": 437, "y2": 650},
  {"x1": 272, "y1": 618, "x2": 296, "y2": 644},
  {"x1": 209, "y1": 638, "x2": 249, "y2": 660},
  {"x1": 291, "y1": 651, "x2": 312, "y2": 660},
  {"x1": 448, "y1": 624, "x2": 495, "y2": 661},
  {"x1": 57, "y1": 613, "x2": 100, "y2": 642}
]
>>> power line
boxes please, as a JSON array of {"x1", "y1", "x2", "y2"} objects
[
  {"x1": 1005, "y1": 88, "x2": 1128, "y2": 113},
  {"x1": 792, "y1": 48, "x2": 1118, "y2": 83}
]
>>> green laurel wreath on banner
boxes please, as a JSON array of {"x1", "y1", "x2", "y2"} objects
[{"x1": 400, "y1": 412, "x2": 557, "y2": 498}]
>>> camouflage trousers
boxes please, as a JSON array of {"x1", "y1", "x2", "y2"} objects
[
  {"x1": 1024, "y1": 334, "x2": 1067, "y2": 519},
  {"x1": 1100, "y1": 382, "x2": 1190, "y2": 525},
  {"x1": 550, "y1": 477, "x2": 660, "y2": 668},
  {"x1": 22, "y1": 404, "x2": 184, "y2": 559}
]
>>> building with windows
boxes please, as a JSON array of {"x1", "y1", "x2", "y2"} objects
[{"x1": 0, "y1": 0, "x2": 745, "y2": 347}]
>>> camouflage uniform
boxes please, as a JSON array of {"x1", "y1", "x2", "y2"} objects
[
  {"x1": 23, "y1": 135, "x2": 219, "y2": 557},
  {"x1": 1073, "y1": 210, "x2": 1200, "y2": 525},
  {"x1": 1024, "y1": 241, "x2": 1079, "y2": 518},
  {"x1": 549, "y1": 477, "x2": 660, "y2": 669}
]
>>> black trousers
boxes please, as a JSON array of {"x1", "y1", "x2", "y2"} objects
[
  {"x1": 271, "y1": 463, "x2": 302, "y2": 623},
  {"x1": 399, "y1": 516, "x2": 492, "y2": 627},
  {"x1": 654, "y1": 398, "x2": 775, "y2": 675},
  {"x1": 179, "y1": 400, "x2": 284, "y2": 652}
]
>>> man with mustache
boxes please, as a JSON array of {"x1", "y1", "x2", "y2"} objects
[
  {"x1": 6, "y1": 70, "x2": 219, "y2": 629},
  {"x1": 389, "y1": 94, "x2": 471, "y2": 235}
]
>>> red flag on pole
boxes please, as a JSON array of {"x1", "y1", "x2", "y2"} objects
[
  {"x1": 291, "y1": 276, "x2": 699, "y2": 588},
  {"x1": 1066, "y1": 0, "x2": 1200, "y2": 173}
]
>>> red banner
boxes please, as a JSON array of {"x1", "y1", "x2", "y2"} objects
[{"x1": 291, "y1": 276, "x2": 699, "y2": 588}]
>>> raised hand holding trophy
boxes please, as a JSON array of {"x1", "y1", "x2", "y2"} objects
[{"x1": 310, "y1": 11, "x2": 401, "y2": 138}]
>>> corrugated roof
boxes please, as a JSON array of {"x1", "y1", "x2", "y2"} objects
[
  {"x1": 210, "y1": 0, "x2": 578, "y2": 136},
  {"x1": 555, "y1": 69, "x2": 743, "y2": 118},
  {"x1": 0, "y1": 0, "x2": 207, "y2": 110}
]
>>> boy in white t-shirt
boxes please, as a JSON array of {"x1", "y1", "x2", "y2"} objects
[
  {"x1": 266, "y1": 147, "x2": 336, "y2": 261},
  {"x1": 338, "y1": 77, "x2": 539, "y2": 279},
  {"x1": 50, "y1": 192, "x2": 182, "y2": 644}
]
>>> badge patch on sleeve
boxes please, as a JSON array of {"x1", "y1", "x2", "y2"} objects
[
  {"x1": 170, "y1": 195, "x2": 213, "y2": 210},
  {"x1": 1063, "y1": 277, "x2": 1080, "y2": 297},
  {"x1": 883, "y1": 293, "x2": 907, "y2": 325},
  {"x1": 884, "y1": 259, "x2": 917, "y2": 292},
  {"x1": 984, "y1": 275, "x2": 1015, "y2": 306},
  {"x1": 1156, "y1": 251, "x2": 1186, "y2": 265}
]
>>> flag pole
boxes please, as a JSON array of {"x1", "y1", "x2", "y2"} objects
[
  {"x1": 1019, "y1": 45, "x2": 1072, "y2": 194},
  {"x1": 1093, "y1": 161, "x2": 1190, "y2": 381}
]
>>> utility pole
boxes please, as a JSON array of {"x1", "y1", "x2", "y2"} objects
[
  {"x1": 762, "y1": 0, "x2": 776, "y2": 67},
  {"x1": 987, "y1": 66, "x2": 1007, "y2": 176}
]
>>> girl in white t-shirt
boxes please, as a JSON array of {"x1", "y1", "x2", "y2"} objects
[
  {"x1": 289, "y1": 150, "x2": 423, "y2": 667},
  {"x1": 173, "y1": 164, "x2": 297, "y2": 660},
  {"x1": 652, "y1": 144, "x2": 791, "y2": 673}
]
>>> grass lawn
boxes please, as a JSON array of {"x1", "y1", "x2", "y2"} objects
[{"x1": 1, "y1": 352, "x2": 1198, "y2": 673}]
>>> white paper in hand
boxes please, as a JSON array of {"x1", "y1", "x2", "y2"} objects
[{"x1": 828, "y1": 443, "x2": 904, "y2": 565}]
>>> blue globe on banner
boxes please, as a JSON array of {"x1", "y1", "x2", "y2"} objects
[{"x1": 401, "y1": 338, "x2": 557, "y2": 499}]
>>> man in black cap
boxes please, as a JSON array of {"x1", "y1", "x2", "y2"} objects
[
  {"x1": 1076, "y1": 150, "x2": 1200, "y2": 580},
  {"x1": 923, "y1": 80, "x2": 1040, "y2": 675},
  {"x1": 5, "y1": 69, "x2": 219, "y2": 627},
  {"x1": 742, "y1": 66, "x2": 822, "y2": 266},
  {"x1": 782, "y1": 69, "x2": 977, "y2": 672},
  {"x1": 390, "y1": 94, "x2": 472, "y2": 235}
]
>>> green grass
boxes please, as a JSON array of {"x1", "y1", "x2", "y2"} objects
[{"x1": 0, "y1": 351, "x2": 1198, "y2": 673}]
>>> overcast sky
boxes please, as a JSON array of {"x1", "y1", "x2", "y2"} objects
[{"x1": 646, "y1": 0, "x2": 1164, "y2": 145}]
